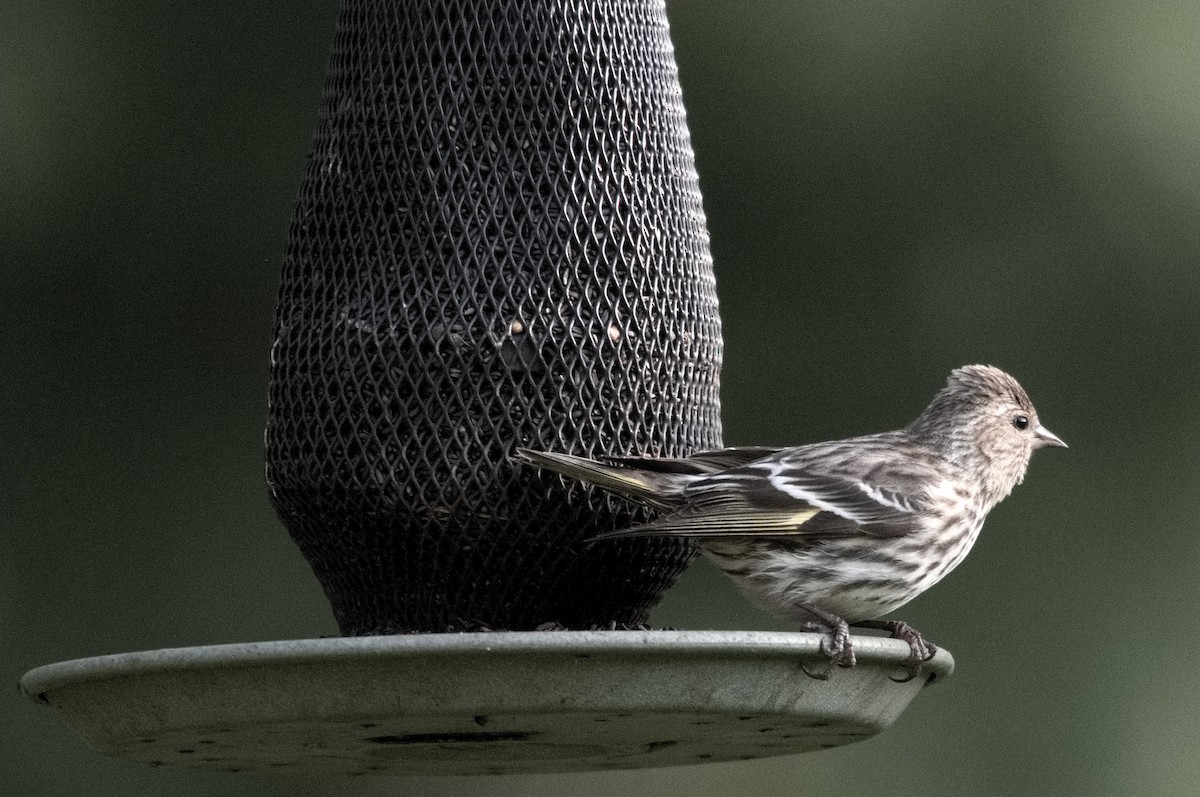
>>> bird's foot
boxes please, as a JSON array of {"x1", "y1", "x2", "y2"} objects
[
  {"x1": 852, "y1": 619, "x2": 937, "y2": 683},
  {"x1": 798, "y1": 619, "x2": 856, "y2": 680}
]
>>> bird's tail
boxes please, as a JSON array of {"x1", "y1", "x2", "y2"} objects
[{"x1": 514, "y1": 448, "x2": 687, "y2": 512}]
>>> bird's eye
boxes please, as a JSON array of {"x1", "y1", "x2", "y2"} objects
[{"x1": 1012, "y1": 414, "x2": 1029, "y2": 430}]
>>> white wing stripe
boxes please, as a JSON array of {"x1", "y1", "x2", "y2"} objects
[
  {"x1": 766, "y1": 466, "x2": 873, "y2": 524},
  {"x1": 854, "y1": 481, "x2": 916, "y2": 514}
]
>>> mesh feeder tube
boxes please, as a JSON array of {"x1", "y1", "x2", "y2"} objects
[{"x1": 266, "y1": 0, "x2": 722, "y2": 635}]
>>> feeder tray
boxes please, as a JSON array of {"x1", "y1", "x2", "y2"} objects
[{"x1": 21, "y1": 630, "x2": 952, "y2": 776}]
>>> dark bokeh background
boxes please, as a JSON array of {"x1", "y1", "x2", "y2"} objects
[{"x1": 5, "y1": 2, "x2": 1199, "y2": 795}]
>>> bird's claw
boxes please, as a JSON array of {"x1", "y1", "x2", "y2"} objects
[
  {"x1": 799, "y1": 620, "x2": 856, "y2": 680},
  {"x1": 852, "y1": 619, "x2": 937, "y2": 682}
]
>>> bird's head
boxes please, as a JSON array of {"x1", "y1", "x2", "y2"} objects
[{"x1": 911, "y1": 364, "x2": 1066, "y2": 502}]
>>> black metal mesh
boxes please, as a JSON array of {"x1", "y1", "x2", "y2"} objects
[{"x1": 266, "y1": 0, "x2": 722, "y2": 635}]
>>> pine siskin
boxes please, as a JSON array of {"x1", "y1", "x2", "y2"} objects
[{"x1": 518, "y1": 365, "x2": 1066, "y2": 678}]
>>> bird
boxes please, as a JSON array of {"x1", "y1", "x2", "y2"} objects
[{"x1": 516, "y1": 364, "x2": 1066, "y2": 679}]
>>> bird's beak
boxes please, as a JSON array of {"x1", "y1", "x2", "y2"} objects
[{"x1": 1034, "y1": 425, "x2": 1067, "y2": 449}]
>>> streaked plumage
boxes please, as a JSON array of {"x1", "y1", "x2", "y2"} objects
[{"x1": 517, "y1": 365, "x2": 1065, "y2": 678}]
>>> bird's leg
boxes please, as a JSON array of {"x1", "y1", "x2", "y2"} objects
[
  {"x1": 795, "y1": 605, "x2": 856, "y2": 679},
  {"x1": 852, "y1": 619, "x2": 937, "y2": 683}
]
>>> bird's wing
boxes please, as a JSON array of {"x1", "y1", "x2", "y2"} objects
[
  {"x1": 594, "y1": 441, "x2": 943, "y2": 540},
  {"x1": 599, "y1": 446, "x2": 785, "y2": 475},
  {"x1": 749, "y1": 465, "x2": 929, "y2": 537}
]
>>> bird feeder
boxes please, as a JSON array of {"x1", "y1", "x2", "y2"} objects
[{"x1": 22, "y1": 0, "x2": 951, "y2": 776}]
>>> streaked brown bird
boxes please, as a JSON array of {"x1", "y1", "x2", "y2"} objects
[{"x1": 518, "y1": 365, "x2": 1065, "y2": 678}]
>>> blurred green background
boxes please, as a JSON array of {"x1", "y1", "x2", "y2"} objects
[{"x1": 5, "y1": 1, "x2": 1200, "y2": 794}]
